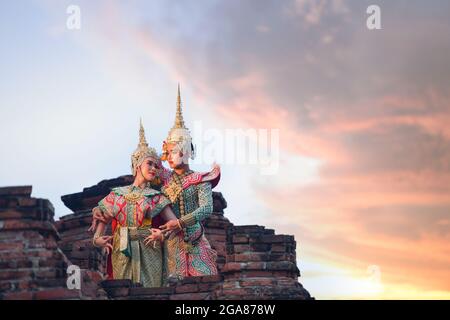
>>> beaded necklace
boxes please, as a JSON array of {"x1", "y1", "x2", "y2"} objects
[
  {"x1": 124, "y1": 185, "x2": 145, "y2": 204},
  {"x1": 172, "y1": 170, "x2": 193, "y2": 218}
]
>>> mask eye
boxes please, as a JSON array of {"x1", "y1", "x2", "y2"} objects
[{"x1": 147, "y1": 161, "x2": 159, "y2": 169}]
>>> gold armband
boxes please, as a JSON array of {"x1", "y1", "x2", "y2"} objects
[{"x1": 179, "y1": 214, "x2": 196, "y2": 228}]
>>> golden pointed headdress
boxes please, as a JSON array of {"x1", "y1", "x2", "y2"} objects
[
  {"x1": 174, "y1": 84, "x2": 186, "y2": 129},
  {"x1": 162, "y1": 84, "x2": 195, "y2": 161},
  {"x1": 131, "y1": 119, "x2": 159, "y2": 176}
]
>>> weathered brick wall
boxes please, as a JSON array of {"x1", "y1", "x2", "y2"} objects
[
  {"x1": 56, "y1": 210, "x2": 107, "y2": 274},
  {"x1": 0, "y1": 177, "x2": 312, "y2": 300},
  {"x1": 203, "y1": 192, "x2": 231, "y2": 272},
  {"x1": 101, "y1": 275, "x2": 223, "y2": 300},
  {"x1": 56, "y1": 176, "x2": 132, "y2": 278},
  {"x1": 219, "y1": 225, "x2": 309, "y2": 299},
  {"x1": 0, "y1": 186, "x2": 104, "y2": 300}
]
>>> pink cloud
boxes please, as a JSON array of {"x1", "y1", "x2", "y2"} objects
[{"x1": 85, "y1": 0, "x2": 450, "y2": 298}]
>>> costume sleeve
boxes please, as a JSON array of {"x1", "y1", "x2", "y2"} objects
[
  {"x1": 97, "y1": 191, "x2": 116, "y2": 219},
  {"x1": 179, "y1": 182, "x2": 213, "y2": 227},
  {"x1": 147, "y1": 194, "x2": 171, "y2": 218}
]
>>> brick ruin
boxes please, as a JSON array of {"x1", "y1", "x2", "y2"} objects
[{"x1": 0, "y1": 177, "x2": 312, "y2": 300}]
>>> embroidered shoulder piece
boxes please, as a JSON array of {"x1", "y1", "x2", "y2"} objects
[{"x1": 163, "y1": 164, "x2": 221, "y2": 191}]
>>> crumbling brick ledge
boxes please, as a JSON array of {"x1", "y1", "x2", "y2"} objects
[{"x1": 0, "y1": 177, "x2": 312, "y2": 300}]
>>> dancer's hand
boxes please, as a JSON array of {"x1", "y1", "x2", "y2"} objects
[
  {"x1": 88, "y1": 207, "x2": 108, "y2": 232},
  {"x1": 94, "y1": 235, "x2": 113, "y2": 253},
  {"x1": 159, "y1": 219, "x2": 181, "y2": 234},
  {"x1": 144, "y1": 228, "x2": 163, "y2": 246}
]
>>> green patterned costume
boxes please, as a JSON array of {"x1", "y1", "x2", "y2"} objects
[
  {"x1": 98, "y1": 185, "x2": 171, "y2": 287},
  {"x1": 161, "y1": 167, "x2": 220, "y2": 277},
  {"x1": 159, "y1": 85, "x2": 221, "y2": 278}
]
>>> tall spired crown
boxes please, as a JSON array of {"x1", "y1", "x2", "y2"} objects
[
  {"x1": 173, "y1": 84, "x2": 186, "y2": 129},
  {"x1": 131, "y1": 118, "x2": 158, "y2": 176},
  {"x1": 162, "y1": 84, "x2": 195, "y2": 161},
  {"x1": 138, "y1": 118, "x2": 148, "y2": 147}
]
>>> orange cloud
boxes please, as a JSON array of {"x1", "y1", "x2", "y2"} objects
[
  {"x1": 82, "y1": 0, "x2": 450, "y2": 299},
  {"x1": 210, "y1": 79, "x2": 450, "y2": 298}
]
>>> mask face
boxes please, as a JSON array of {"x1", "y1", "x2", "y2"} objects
[
  {"x1": 166, "y1": 143, "x2": 185, "y2": 168},
  {"x1": 138, "y1": 157, "x2": 161, "y2": 181}
]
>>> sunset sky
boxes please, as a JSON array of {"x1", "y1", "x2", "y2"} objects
[{"x1": 1, "y1": 0, "x2": 449, "y2": 299}]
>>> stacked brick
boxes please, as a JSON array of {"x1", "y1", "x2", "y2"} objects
[
  {"x1": 99, "y1": 223, "x2": 311, "y2": 300},
  {"x1": 56, "y1": 176, "x2": 133, "y2": 275},
  {"x1": 203, "y1": 192, "x2": 232, "y2": 272},
  {"x1": 101, "y1": 275, "x2": 223, "y2": 300},
  {"x1": 61, "y1": 175, "x2": 134, "y2": 213},
  {"x1": 218, "y1": 225, "x2": 310, "y2": 299},
  {"x1": 0, "y1": 176, "x2": 312, "y2": 300},
  {"x1": 0, "y1": 186, "x2": 102, "y2": 299},
  {"x1": 55, "y1": 210, "x2": 107, "y2": 274}
]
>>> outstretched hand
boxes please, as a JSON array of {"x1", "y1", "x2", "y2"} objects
[
  {"x1": 159, "y1": 219, "x2": 181, "y2": 234},
  {"x1": 94, "y1": 235, "x2": 113, "y2": 253},
  {"x1": 144, "y1": 228, "x2": 163, "y2": 246},
  {"x1": 88, "y1": 207, "x2": 108, "y2": 232}
]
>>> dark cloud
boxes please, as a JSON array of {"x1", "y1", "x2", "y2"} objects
[
  {"x1": 336, "y1": 123, "x2": 450, "y2": 173},
  {"x1": 136, "y1": 0, "x2": 450, "y2": 114},
  {"x1": 123, "y1": 0, "x2": 450, "y2": 296}
]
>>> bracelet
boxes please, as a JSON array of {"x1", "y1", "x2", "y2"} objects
[
  {"x1": 92, "y1": 234, "x2": 101, "y2": 247},
  {"x1": 179, "y1": 214, "x2": 196, "y2": 228}
]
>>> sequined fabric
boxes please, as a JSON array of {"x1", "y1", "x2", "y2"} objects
[{"x1": 98, "y1": 185, "x2": 171, "y2": 287}]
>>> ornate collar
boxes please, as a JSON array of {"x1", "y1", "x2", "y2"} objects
[{"x1": 112, "y1": 185, "x2": 160, "y2": 197}]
